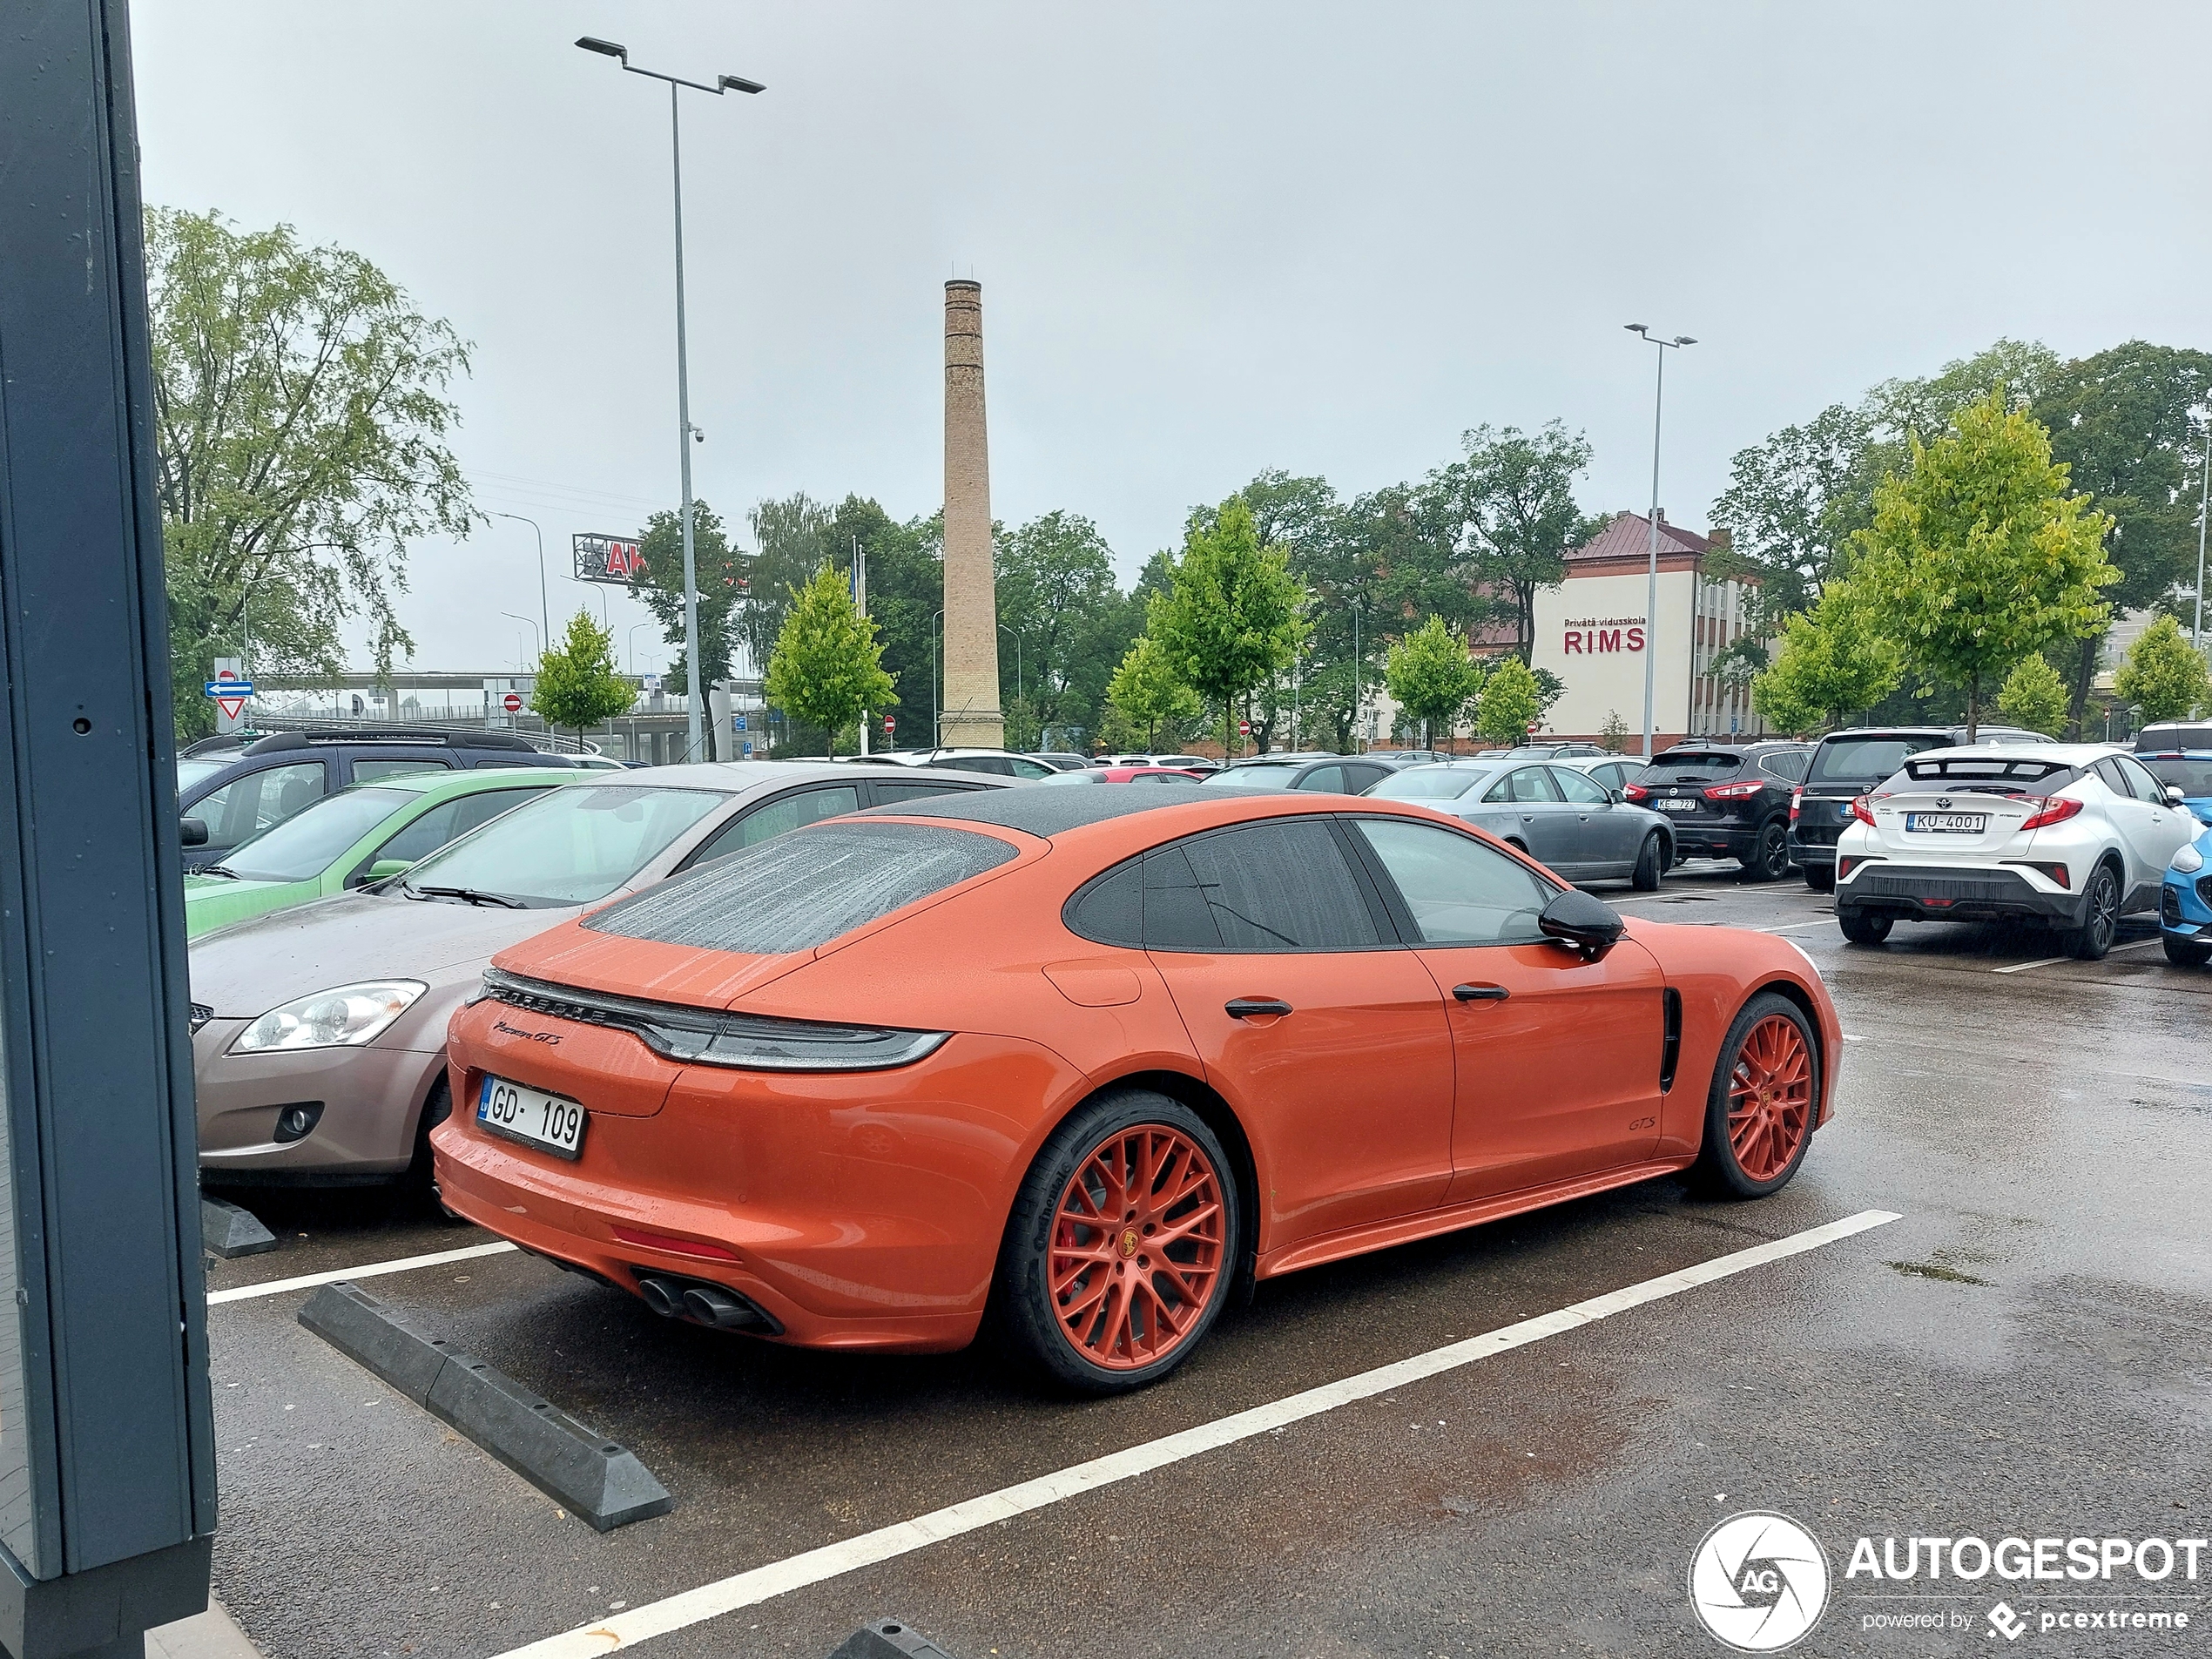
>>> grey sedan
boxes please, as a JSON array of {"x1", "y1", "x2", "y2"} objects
[{"x1": 1365, "y1": 758, "x2": 1673, "y2": 889}]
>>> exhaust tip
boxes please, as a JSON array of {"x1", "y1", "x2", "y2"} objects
[
  {"x1": 636, "y1": 1277, "x2": 685, "y2": 1318},
  {"x1": 680, "y1": 1285, "x2": 759, "y2": 1331}
]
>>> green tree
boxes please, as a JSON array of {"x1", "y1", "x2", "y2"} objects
[
  {"x1": 1749, "y1": 581, "x2": 1904, "y2": 737},
  {"x1": 763, "y1": 565, "x2": 896, "y2": 755},
  {"x1": 1854, "y1": 394, "x2": 2117, "y2": 740},
  {"x1": 1710, "y1": 403, "x2": 1881, "y2": 626},
  {"x1": 823, "y1": 497, "x2": 941, "y2": 735},
  {"x1": 995, "y1": 510, "x2": 1138, "y2": 750},
  {"x1": 1150, "y1": 499, "x2": 1309, "y2": 754},
  {"x1": 1428, "y1": 421, "x2": 1594, "y2": 659},
  {"x1": 530, "y1": 610, "x2": 637, "y2": 744},
  {"x1": 145, "y1": 207, "x2": 474, "y2": 738},
  {"x1": 1598, "y1": 709, "x2": 1630, "y2": 752},
  {"x1": 628, "y1": 499, "x2": 745, "y2": 694},
  {"x1": 1475, "y1": 654, "x2": 1542, "y2": 745},
  {"x1": 1106, "y1": 636, "x2": 1202, "y2": 750},
  {"x1": 1997, "y1": 653, "x2": 2071, "y2": 737},
  {"x1": 2031, "y1": 343, "x2": 2212, "y2": 733},
  {"x1": 2113, "y1": 615, "x2": 2211, "y2": 725},
  {"x1": 1384, "y1": 616, "x2": 1480, "y2": 748}
]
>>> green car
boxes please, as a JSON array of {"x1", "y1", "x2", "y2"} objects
[{"x1": 185, "y1": 766, "x2": 576, "y2": 938}]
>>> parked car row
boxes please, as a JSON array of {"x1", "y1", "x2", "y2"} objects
[{"x1": 191, "y1": 752, "x2": 1839, "y2": 1393}]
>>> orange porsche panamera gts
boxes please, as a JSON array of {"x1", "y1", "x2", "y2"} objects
[{"x1": 435, "y1": 786, "x2": 1838, "y2": 1393}]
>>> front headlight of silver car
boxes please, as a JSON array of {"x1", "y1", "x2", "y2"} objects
[
  {"x1": 228, "y1": 981, "x2": 428, "y2": 1055},
  {"x1": 2173, "y1": 842, "x2": 2205, "y2": 875}
]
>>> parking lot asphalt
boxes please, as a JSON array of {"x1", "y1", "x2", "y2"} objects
[{"x1": 203, "y1": 862, "x2": 2212, "y2": 1659}]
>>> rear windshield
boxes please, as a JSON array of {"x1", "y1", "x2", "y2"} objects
[
  {"x1": 1808, "y1": 735, "x2": 1947, "y2": 786},
  {"x1": 1643, "y1": 751, "x2": 1745, "y2": 783},
  {"x1": 2139, "y1": 757, "x2": 2212, "y2": 797},
  {"x1": 583, "y1": 822, "x2": 1016, "y2": 954},
  {"x1": 1898, "y1": 756, "x2": 2077, "y2": 790},
  {"x1": 1368, "y1": 768, "x2": 1486, "y2": 800},
  {"x1": 1202, "y1": 765, "x2": 1296, "y2": 787},
  {"x1": 2138, "y1": 725, "x2": 2212, "y2": 752}
]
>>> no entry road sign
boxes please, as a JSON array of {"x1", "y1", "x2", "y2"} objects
[{"x1": 502, "y1": 692, "x2": 523, "y2": 713}]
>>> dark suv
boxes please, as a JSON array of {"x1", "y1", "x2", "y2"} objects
[
  {"x1": 1631, "y1": 740, "x2": 1812, "y2": 880},
  {"x1": 1788, "y1": 724, "x2": 2053, "y2": 891},
  {"x1": 175, "y1": 727, "x2": 568, "y2": 871}
]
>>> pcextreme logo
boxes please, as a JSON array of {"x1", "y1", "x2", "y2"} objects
[{"x1": 1689, "y1": 1512, "x2": 1831, "y2": 1652}]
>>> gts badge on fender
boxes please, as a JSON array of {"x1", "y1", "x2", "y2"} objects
[{"x1": 494, "y1": 1018, "x2": 561, "y2": 1047}]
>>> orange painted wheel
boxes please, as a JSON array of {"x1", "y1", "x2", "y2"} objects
[
  {"x1": 1725, "y1": 1014, "x2": 1814, "y2": 1182},
  {"x1": 1696, "y1": 993, "x2": 1819, "y2": 1199},
  {"x1": 1050, "y1": 1124, "x2": 1227, "y2": 1371}
]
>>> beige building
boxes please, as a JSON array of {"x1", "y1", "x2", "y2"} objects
[{"x1": 1529, "y1": 512, "x2": 1770, "y2": 749}]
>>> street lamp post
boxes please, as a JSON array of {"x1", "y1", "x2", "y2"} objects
[
  {"x1": 627, "y1": 622, "x2": 655, "y2": 677},
  {"x1": 1624, "y1": 324, "x2": 1696, "y2": 761},
  {"x1": 489, "y1": 511, "x2": 550, "y2": 665},
  {"x1": 501, "y1": 611, "x2": 541, "y2": 669},
  {"x1": 577, "y1": 37, "x2": 763, "y2": 764},
  {"x1": 2194, "y1": 411, "x2": 2210, "y2": 652}
]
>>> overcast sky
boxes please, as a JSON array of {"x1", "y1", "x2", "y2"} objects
[{"x1": 133, "y1": 1, "x2": 2212, "y2": 677}]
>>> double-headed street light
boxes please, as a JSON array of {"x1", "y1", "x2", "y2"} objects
[
  {"x1": 576, "y1": 36, "x2": 764, "y2": 762},
  {"x1": 1624, "y1": 323, "x2": 1696, "y2": 760}
]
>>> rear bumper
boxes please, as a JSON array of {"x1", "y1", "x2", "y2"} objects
[
  {"x1": 1836, "y1": 863, "x2": 2083, "y2": 926},
  {"x1": 1786, "y1": 833, "x2": 1835, "y2": 871},
  {"x1": 1664, "y1": 821, "x2": 1761, "y2": 860}
]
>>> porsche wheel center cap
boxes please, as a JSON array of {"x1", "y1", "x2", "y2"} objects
[{"x1": 1120, "y1": 1229, "x2": 1140, "y2": 1258}]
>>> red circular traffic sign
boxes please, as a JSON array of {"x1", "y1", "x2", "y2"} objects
[
  {"x1": 502, "y1": 692, "x2": 523, "y2": 713},
  {"x1": 1238, "y1": 720, "x2": 1251, "y2": 735}
]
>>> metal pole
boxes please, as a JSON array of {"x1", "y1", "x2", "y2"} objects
[
  {"x1": 2195, "y1": 416, "x2": 2209, "y2": 651},
  {"x1": 671, "y1": 82, "x2": 705, "y2": 764},
  {"x1": 490, "y1": 513, "x2": 550, "y2": 664},
  {"x1": 1642, "y1": 343, "x2": 1664, "y2": 762},
  {"x1": 1352, "y1": 602, "x2": 1360, "y2": 753},
  {"x1": 502, "y1": 611, "x2": 541, "y2": 667},
  {"x1": 856, "y1": 536, "x2": 870, "y2": 756}
]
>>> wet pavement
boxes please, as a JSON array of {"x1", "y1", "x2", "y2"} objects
[{"x1": 202, "y1": 863, "x2": 2212, "y2": 1658}]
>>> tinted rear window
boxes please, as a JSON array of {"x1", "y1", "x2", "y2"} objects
[
  {"x1": 583, "y1": 822, "x2": 1015, "y2": 954},
  {"x1": 1809, "y1": 736, "x2": 1946, "y2": 786},
  {"x1": 1141, "y1": 821, "x2": 1380, "y2": 951},
  {"x1": 1645, "y1": 751, "x2": 1745, "y2": 781}
]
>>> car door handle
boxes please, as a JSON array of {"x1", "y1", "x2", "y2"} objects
[
  {"x1": 1224, "y1": 998, "x2": 1292, "y2": 1020},
  {"x1": 1453, "y1": 983, "x2": 1510, "y2": 1001}
]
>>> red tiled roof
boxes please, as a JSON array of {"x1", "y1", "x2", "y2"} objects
[{"x1": 1568, "y1": 511, "x2": 1714, "y2": 563}]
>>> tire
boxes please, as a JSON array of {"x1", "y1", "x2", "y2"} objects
[
  {"x1": 1739, "y1": 819, "x2": 1790, "y2": 883},
  {"x1": 1692, "y1": 992, "x2": 1819, "y2": 1199},
  {"x1": 1803, "y1": 862, "x2": 1836, "y2": 894},
  {"x1": 996, "y1": 1089, "x2": 1240, "y2": 1394},
  {"x1": 1631, "y1": 832, "x2": 1663, "y2": 892},
  {"x1": 404, "y1": 1076, "x2": 455, "y2": 1203},
  {"x1": 2060, "y1": 863, "x2": 2121, "y2": 961},
  {"x1": 1837, "y1": 908, "x2": 1892, "y2": 946},
  {"x1": 2163, "y1": 932, "x2": 2212, "y2": 968}
]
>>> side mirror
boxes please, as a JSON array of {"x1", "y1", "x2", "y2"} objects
[
  {"x1": 1538, "y1": 890, "x2": 1626, "y2": 961},
  {"x1": 368, "y1": 859, "x2": 414, "y2": 879},
  {"x1": 1607, "y1": 787, "x2": 1626, "y2": 805},
  {"x1": 179, "y1": 816, "x2": 209, "y2": 847},
  {"x1": 2166, "y1": 785, "x2": 2188, "y2": 807}
]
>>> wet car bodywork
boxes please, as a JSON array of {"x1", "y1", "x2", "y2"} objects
[{"x1": 436, "y1": 786, "x2": 1838, "y2": 1389}]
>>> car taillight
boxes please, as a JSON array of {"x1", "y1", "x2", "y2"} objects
[
  {"x1": 1849, "y1": 795, "x2": 1878, "y2": 827},
  {"x1": 2019, "y1": 795, "x2": 2084, "y2": 832},
  {"x1": 1623, "y1": 783, "x2": 1648, "y2": 802},
  {"x1": 1789, "y1": 788, "x2": 1802, "y2": 823},
  {"x1": 1703, "y1": 780, "x2": 1765, "y2": 799}
]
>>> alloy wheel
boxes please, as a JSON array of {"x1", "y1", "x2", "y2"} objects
[
  {"x1": 1725, "y1": 1015, "x2": 1813, "y2": 1182},
  {"x1": 1049, "y1": 1124, "x2": 1227, "y2": 1371}
]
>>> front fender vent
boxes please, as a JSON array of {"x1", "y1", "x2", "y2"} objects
[{"x1": 1659, "y1": 988, "x2": 1683, "y2": 1094}]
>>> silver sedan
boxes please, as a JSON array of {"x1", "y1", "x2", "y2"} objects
[{"x1": 1365, "y1": 758, "x2": 1674, "y2": 889}]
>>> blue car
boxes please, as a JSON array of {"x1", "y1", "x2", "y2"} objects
[
  {"x1": 2160, "y1": 817, "x2": 2212, "y2": 966},
  {"x1": 2137, "y1": 749, "x2": 2212, "y2": 824}
]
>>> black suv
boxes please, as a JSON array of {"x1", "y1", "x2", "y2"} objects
[
  {"x1": 175, "y1": 727, "x2": 568, "y2": 871},
  {"x1": 1632, "y1": 740, "x2": 1812, "y2": 880},
  {"x1": 1787, "y1": 724, "x2": 2053, "y2": 891}
]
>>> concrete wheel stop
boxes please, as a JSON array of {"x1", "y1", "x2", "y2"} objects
[
  {"x1": 298, "y1": 1281, "x2": 672, "y2": 1531},
  {"x1": 200, "y1": 1193, "x2": 277, "y2": 1258}
]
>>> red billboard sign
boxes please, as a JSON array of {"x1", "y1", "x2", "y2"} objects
[{"x1": 573, "y1": 532, "x2": 645, "y2": 585}]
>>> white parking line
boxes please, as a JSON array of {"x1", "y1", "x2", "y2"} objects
[
  {"x1": 490, "y1": 1209, "x2": 1902, "y2": 1659},
  {"x1": 206, "y1": 1241, "x2": 517, "y2": 1305},
  {"x1": 1992, "y1": 939, "x2": 2163, "y2": 974}
]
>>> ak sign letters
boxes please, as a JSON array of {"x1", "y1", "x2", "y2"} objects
[{"x1": 574, "y1": 532, "x2": 645, "y2": 585}]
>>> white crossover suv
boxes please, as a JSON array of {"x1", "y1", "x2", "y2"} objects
[{"x1": 1831, "y1": 744, "x2": 2197, "y2": 958}]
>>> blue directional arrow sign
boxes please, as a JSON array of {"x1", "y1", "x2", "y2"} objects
[{"x1": 202, "y1": 678, "x2": 255, "y2": 698}]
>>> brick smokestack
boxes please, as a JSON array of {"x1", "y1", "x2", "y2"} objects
[{"x1": 940, "y1": 280, "x2": 1003, "y2": 748}]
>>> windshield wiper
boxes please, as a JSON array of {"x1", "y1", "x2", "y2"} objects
[
  {"x1": 404, "y1": 883, "x2": 524, "y2": 909},
  {"x1": 198, "y1": 865, "x2": 243, "y2": 880}
]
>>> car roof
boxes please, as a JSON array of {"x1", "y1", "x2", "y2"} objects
[
  {"x1": 864, "y1": 778, "x2": 1208, "y2": 838},
  {"x1": 364, "y1": 765, "x2": 578, "y2": 798}
]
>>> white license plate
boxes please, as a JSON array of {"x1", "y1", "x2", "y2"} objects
[
  {"x1": 1656, "y1": 799, "x2": 1699, "y2": 813},
  {"x1": 1906, "y1": 812, "x2": 1986, "y2": 833},
  {"x1": 476, "y1": 1074, "x2": 586, "y2": 1160}
]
